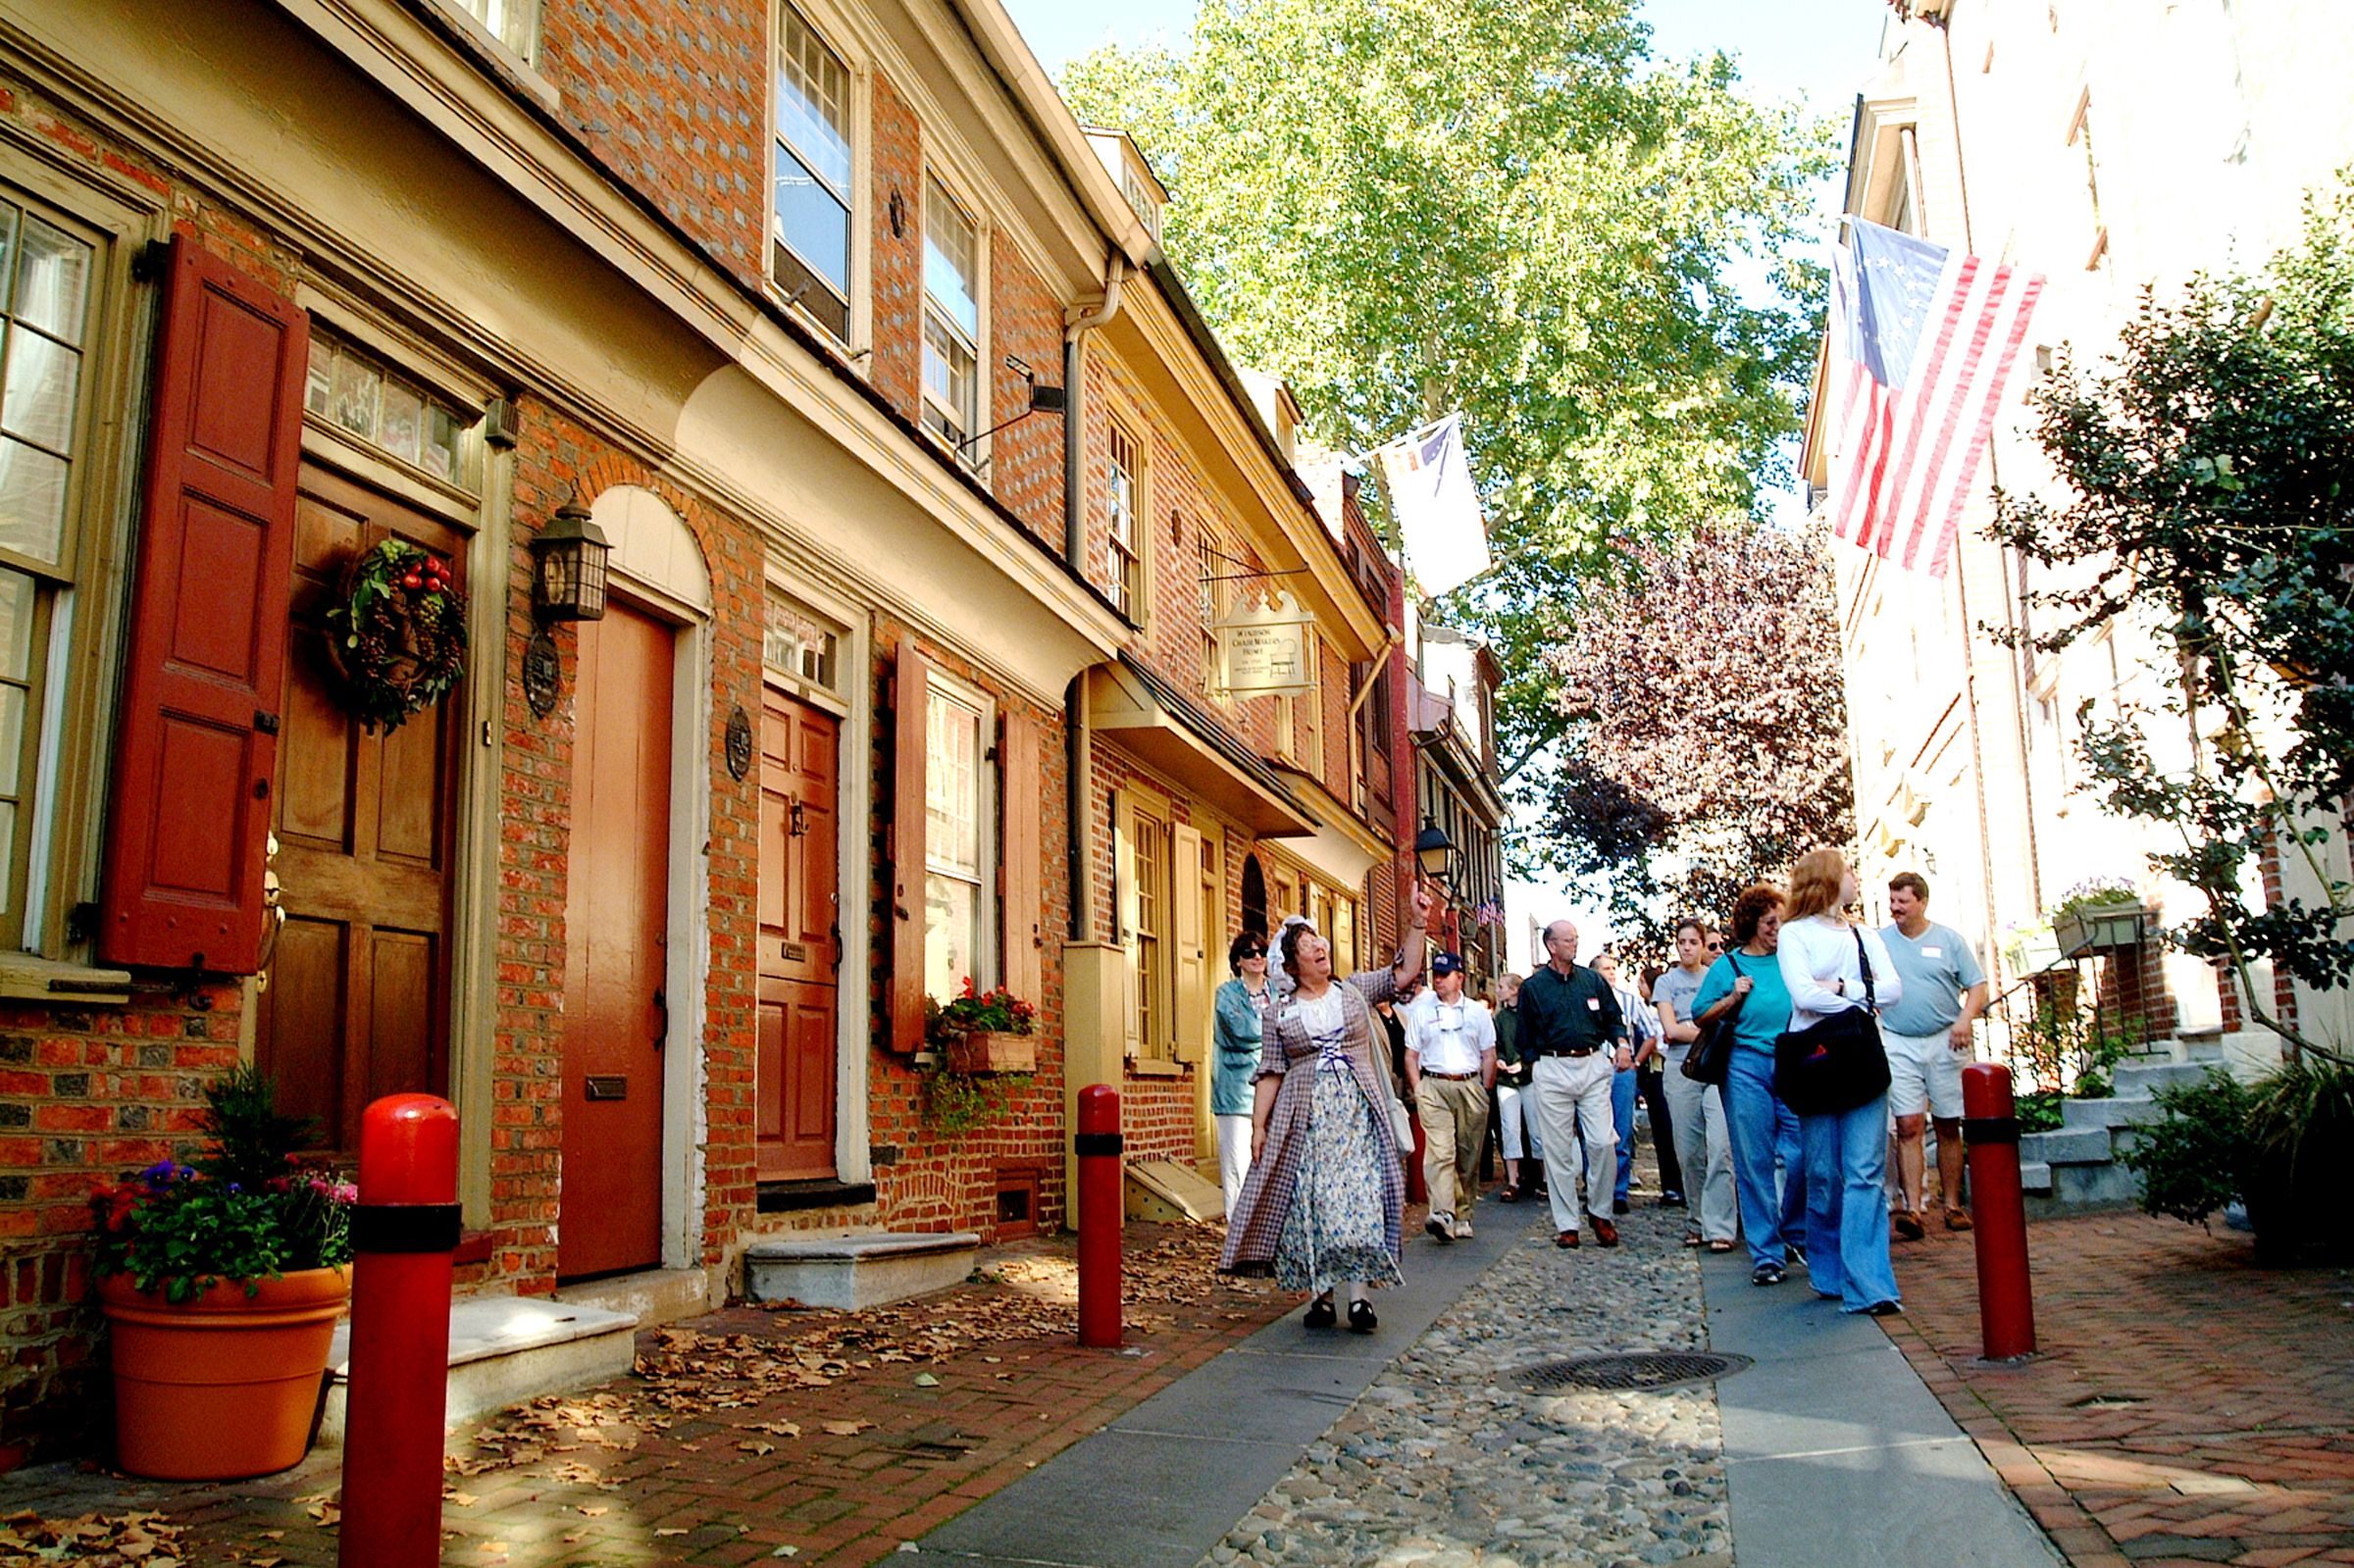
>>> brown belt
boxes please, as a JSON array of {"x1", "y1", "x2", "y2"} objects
[{"x1": 1423, "y1": 1071, "x2": 1479, "y2": 1081}]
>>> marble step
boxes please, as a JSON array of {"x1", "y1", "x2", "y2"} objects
[
  {"x1": 743, "y1": 1230, "x2": 981, "y2": 1311},
  {"x1": 318, "y1": 1293, "x2": 639, "y2": 1446}
]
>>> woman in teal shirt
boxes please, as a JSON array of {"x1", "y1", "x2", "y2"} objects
[
  {"x1": 1689, "y1": 886, "x2": 1808, "y2": 1286},
  {"x1": 1213, "y1": 932, "x2": 1271, "y2": 1219}
]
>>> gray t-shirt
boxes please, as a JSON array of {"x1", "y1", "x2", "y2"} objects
[
  {"x1": 1650, "y1": 965, "x2": 1709, "y2": 1056},
  {"x1": 1876, "y1": 920, "x2": 1987, "y2": 1036}
]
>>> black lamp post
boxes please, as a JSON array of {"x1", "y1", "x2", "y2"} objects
[{"x1": 531, "y1": 493, "x2": 612, "y2": 623}]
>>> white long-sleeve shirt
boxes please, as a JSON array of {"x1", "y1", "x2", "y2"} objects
[{"x1": 1777, "y1": 914, "x2": 1904, "y2": 1033}]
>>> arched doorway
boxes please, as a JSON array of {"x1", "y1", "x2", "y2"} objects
[{"x1": 1241, "y1": 853, "x2": 1267, "y2": 937}]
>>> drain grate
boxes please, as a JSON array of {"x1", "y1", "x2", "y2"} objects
[{"x1": 1519, "y1": 1351, "x2": 1752, "y2": 1393}]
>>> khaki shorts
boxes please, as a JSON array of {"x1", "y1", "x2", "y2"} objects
[{"x1": 1883, "y1": 1027, "x2": 1967, "y2": 1120}]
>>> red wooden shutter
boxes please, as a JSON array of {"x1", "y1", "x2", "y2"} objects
[
  {"x1": 889, "y1": 641, "x2": 930, "y2": 1052},
  {"x1": 98, "y1": 238, "x2": 307, "y2": 973},
  {"x1": 998, "y1": 709, "x2": 1043, "y2": 1009}
]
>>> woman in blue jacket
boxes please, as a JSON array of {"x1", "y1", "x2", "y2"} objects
[
  {"x1": 1689, "y1": 885, "x2": 1807, "y2": 1288},
  {"x1": 1213, "y1": 931, "x2": 1272, "y2": 1218}
]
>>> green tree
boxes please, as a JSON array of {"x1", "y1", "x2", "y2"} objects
[
  {"x1": 1991, "y1": 182, "x2": 2354, "y2": 1062},
  {"x1": 1540, "y1": 518, "x2": 1855, "y2": 952},
  {"x1": 1060, "y1": 1, "x2": 1835, "y2": 825}
]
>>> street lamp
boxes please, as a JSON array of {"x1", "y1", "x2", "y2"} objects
[
  {"x1": 531, "y1": 492, "x2": 612, "y2": 623},
  {"x1": 1413, "y1": 818, "x2": 1455, "y2": 883}
]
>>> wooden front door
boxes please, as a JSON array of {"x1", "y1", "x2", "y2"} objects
[
  {"x1": 757, "y1": 685, "x2": 840, "y2": 1181},
  {"x1": 558, "y1": 601, "x2": 673, "y2": 1279},
  {"x1": 257, "y1": 465, "x2": 461, "y2": 1154}
]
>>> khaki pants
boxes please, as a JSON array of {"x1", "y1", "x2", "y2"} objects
[
  {"x1": 1530, "y1": 1052, "x2": 1617, "y2": 1234},
  {"x1": 1415, "y1": 1076, "x2": 1491, "y2": 1220}
]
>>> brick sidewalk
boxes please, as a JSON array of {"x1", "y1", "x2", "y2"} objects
[
  {"x1": 0, "y1": 1220, "x2": 1305, "y2": 1567},
  {"x1": 1881, "y1": 1210, "x2": 2354, "y2": 1568}
]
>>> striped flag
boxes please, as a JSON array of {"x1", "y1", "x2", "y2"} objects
[{"x1": 1825, "y1": 217, "x2": 2043, "y2": 577}]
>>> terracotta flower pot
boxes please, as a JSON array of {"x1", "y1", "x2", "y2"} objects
[
  {"x1": 99, "y1": 1265, "x2": 350, "y2": 1480},
  {"x1": 946, "y1": 1030, "x2": 1036, "y2": 1075}
]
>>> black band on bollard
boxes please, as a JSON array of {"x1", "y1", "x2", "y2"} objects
[
  {"x1": 352, "y1": 1201, "x2": 464, "y2": 1253},
  {"x1": 1962, "y1": 1115, "x2": 2020, "y2": 1146},
  {"x1": 1073, "y1": 1132, "x2": 1124, "y2": 1157}
]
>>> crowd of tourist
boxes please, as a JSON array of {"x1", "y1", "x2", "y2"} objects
[{"x1": 1217, "y1": 849, "x2": 1993, "y2": 1334}]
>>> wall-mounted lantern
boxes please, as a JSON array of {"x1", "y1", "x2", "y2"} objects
[
  {"x1": 1413, "y1": 817, "x2": 1456, "y2": 884},
  {"x1": 531, "y1": 492, "x2": 611, "y2": 623}
]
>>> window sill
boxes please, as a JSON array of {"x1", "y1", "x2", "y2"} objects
[
  {"x1": 0, "y1": 953, "x2": 133, "y2": 1006},
  {"x1": 1128, "y1": 1057, "x2": 1185, "y2": 1078},
  {"x1": 416, "y1": 0, "x2": 561, "y2": 112}
]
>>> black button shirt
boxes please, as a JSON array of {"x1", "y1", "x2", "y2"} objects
[{"x1": 1516, "y1": 963, "x2": 1624, "y2": 1058}]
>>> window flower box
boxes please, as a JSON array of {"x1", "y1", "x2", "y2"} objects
[
  {"x1": 2053, "y1": 904, "x2": 2150, "y2": 958},
  {"x1": 945, "y1": 1030, "x2": 1037, "y2": 1076}
]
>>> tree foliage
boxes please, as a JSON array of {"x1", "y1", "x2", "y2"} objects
[
  {"x1": 1539, "y1": 519, "x2": 1855, "y2": 955},
  {"x1": 1990, "y1": 182, "x2": 2354, "y2": 1060},
  {"x1": 1059, "y1": 1, "x2": 1835, "y2": 818}
]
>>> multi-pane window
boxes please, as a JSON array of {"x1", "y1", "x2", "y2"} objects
[
  {"x1": 447, "y1": 0, "x2": 538, "y2": 59},
  {"x1": 0, "y1": 194, "x2": 97, "y2": 937},
  {"x1": 1196, "y1": 530, "x2": 1224, "y2": 690},
  {"x1": 1106, "y1": 421, "x2": 1142, "y2": 618},
  {"x1": 923, "y1": 683, "x2": 989, "y2": 1001},
  {"x1": 1296, "y1": 634, "x2": 1324, "y2": 775},
  {"x1": 773, "y1": 6, "x2": 853, "y2": 340},
  {"x1": 921, "y1": 177, "x2": 980, "y2": 452},
  {"x1": 304, "y1": 333, "x2": 481, "y2": 493},
  {"x1": 1132, "y1": 808, "x2": 1168, "y2": 1051}
]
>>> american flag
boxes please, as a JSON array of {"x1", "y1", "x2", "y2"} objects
[{"x1": 1824, "y1": 217, "x2": 2043, "y2": 577}]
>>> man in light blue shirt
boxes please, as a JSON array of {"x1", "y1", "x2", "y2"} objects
[{"x1": 1878, "y1": 872, "x2": 1988, "y2": 1239}]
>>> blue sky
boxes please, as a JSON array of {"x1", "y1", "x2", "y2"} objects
[{"x1": 1003, "y1": 0, "x2": 1893, "y2": 135}]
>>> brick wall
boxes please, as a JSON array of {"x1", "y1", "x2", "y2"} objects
[
  {"x1": 537, "y1": 0, "x2": 769, "y2": 286},
  {"x1": 868, "y1": 70, "x2": 924, "y2": 416},
  {"x1": 987, "y1": 240, "x2": 1065, "y2": 545}
]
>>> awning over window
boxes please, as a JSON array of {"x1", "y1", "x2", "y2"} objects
[{"x1": 1087, "y1": 655, "x2": 1318, "y2": 838}]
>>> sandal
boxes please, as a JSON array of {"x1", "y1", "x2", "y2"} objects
[
  {"x1": 1707, "y1": 1239, "x2": 1738, "y2": 1254},
  {"x1": 1304, "y1": 1295, "x2": 1336, "y2": 1330},
  {"x1": 1682, "y1": 1233, "x2": 1705, "y2": 1247},
  {"x1": 1497, "y1": 1186, "x2": 1520, "y2": 1203}
]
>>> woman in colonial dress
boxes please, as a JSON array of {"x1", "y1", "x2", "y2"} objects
[{"x1": 1217, "y1": 886, "x2": 1432, "y2": 1333}]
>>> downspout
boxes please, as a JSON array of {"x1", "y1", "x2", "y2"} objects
[{"x1": 1062, "y1": 253, "x2": 1128, "y2": 940}]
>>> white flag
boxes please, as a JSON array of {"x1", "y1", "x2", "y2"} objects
[{"x1": 1378, "y1": 414, "x2": 1491, "y2": 597}]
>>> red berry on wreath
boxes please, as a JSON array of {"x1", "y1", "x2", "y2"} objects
[{"x1": 401, "y1": 572, "x2": 424, "y2": 590}]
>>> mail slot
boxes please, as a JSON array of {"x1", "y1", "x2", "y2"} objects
[
  {"x1": 782, "y1": 940, "x2": 808, "y2": 962},
  {"x1": 585, "y1": 1075, "x2": 628, "y2": 1101}
]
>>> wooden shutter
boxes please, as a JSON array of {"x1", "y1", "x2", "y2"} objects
[
  {"x1": 889, "y1": 641, "x2": 930, "y2": 1052},
  {"x1": 998, "y1": 709, "x2": 1043, "y2": 1009},
  {"x1": 1111, "y1": 789, "x2": 1140, "y2": 1055},
  {"x1": 100, "y1": 237, "x2": 307, "y2": 973},
  {"x1": 1171, "y1": 823, "x2": 1205, "y2": 1065}
]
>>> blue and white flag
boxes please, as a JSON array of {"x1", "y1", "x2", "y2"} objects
[
  {"x1": 1377, "y1": 413, "x2": 1491, "y2": 597},
  {"x1": 1825, "y1": 218, "x2": 2042, "y2": 577}
]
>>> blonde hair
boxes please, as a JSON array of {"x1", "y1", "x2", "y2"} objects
[{"x1": 1784, "y1": 848, "x2": 1852, "y2": 922}]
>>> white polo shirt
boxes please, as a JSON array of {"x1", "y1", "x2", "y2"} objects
[{"x1": 1406, "y1": 989, "x2": 1496, "y2": 1077}]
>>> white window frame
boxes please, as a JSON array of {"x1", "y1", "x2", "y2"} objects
[
  {"x1": 1106, "y1": 418, "x2": 1145, "y2": 621},
  {"x1": 920, "y1": 173, "x2": 984, "y2": 461},
  {"x1": 772, "y1": 3, "x2": 857, "y2": 343},
  {"x1": 922, "y1": 671, "x2": 996, "y2": 1002},
  {"x1": 438, "y1": 0, "x2": 540, "y2": 63}
]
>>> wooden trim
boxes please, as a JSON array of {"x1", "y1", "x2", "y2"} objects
[{"x1": 889, "y1": 639, "x2": 930, "y2": 1052}]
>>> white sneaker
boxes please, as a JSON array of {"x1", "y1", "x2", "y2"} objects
[
  {"x1": 1453, "y1": 1218, "x2": 1474, "y2": 1239},
  {"x1": 1424, "y1": 1211, "x2": 1456, "y2": 1243}
]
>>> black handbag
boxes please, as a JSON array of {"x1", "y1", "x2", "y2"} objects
[
  {"x1": 1679, "y1": 966, "x2": 1742, "y2": 1087},
  {"x1": 1772, "y1": 927, "x2": 1892, "y2": 1115}
]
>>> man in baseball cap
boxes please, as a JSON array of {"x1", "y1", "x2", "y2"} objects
[{"x1": 1405, "y1": 952, "x2": 1498, "y2": 1241}]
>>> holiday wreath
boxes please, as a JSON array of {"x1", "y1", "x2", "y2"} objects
[{"x1": 325, "y1": 538, "x2": 467, "y2": 733}]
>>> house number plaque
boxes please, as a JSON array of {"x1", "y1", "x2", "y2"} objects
[{"x1": 725, "y1": 704, "x2": 753, "y2": 780}]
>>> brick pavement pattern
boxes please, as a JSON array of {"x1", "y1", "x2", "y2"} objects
[
  {"x1": 1882, "y1": 1210, "x2": 2354, "y2": 1568},
  {"x1": 0, "y1": 1223, "x2": 1299, "y2": 1567}
]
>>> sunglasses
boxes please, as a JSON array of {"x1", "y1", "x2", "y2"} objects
[{"x1": 1240, "y1": 945, "x2": 1266, "y2": 958}]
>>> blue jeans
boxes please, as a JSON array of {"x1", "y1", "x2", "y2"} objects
[
  {"x1": 1612, "y1": 1066, "x2": 1638, "y2": 1204},
  {"x1": 1800, "y1": 1095, "x2": 1903, "y2": 1311},
  {"x1": 1724, "y1": 1047, "x2": 1807, "y2": 1271}
]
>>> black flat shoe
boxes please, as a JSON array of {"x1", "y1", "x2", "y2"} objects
[
  {"x1": 1867, "y1": 1299, "x2": 1904, "y2": 1317},
  {"x1": 1304, "y1": 1296, "x2": 1336, "y2": 1329},
  {"x1": 1347, "y1": 1300, "x2": 1377, "y2": 1334}
]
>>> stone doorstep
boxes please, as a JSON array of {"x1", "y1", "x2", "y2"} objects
[
  {"x1": 553, "y1": 1264, "x2": 711, "y2": 1330},
  {"x1": 742, "y1": 1230, "x2": 981, "y2": 1311},
  {"x1": 1126, "y1": 1158, "x2": 1225, "y2": 1224},
  {"x1": 314, "y1": 1294, "x2": 640, "y2": 1447}
]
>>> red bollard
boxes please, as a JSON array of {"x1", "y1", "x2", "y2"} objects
[
  {"x1": 338, "y1": 1094, "x2": 461, "y2": 1568},
  {"x1": 1075, "y1": 1084, "x2": 1122, "y2": 1348},
  {"x1": 1962, "y1": 1063, "x2": 2036, "y2": 1360}
]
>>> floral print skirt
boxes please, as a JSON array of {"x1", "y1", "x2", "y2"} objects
[{"x1": 1274, "y1": 1068, "x2": 1406, "y2": 1293}]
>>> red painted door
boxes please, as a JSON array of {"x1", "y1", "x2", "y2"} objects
[
  {"x1": 559, "y1": 602, "x2": 672, "y2": 1279},
  {"x1": 756, "y1": 686, "x2": 840, "y2": 1180}
]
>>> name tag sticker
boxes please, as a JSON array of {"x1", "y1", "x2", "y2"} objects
[
  {"x1": 1586, "y1": 997, "x2": 1601, "y2": 1011},
  {"x1": 1921, "y1": 945, "x2": 1943, "y2": 958},
  {"x1": 1280, "y1": 1008, "x2": 1300, "y2": 1025}
]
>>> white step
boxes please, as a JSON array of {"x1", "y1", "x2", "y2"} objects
[
  {"x1": 743, "y1": 1230, "x2": 980, "y2": 1310},
  {"x1": 2020, "y1": 1160, "x2": 2052, "y2": 1194},
  {"x1": 318, "y1": 1294, "x2": 640, "y2": 1446}
]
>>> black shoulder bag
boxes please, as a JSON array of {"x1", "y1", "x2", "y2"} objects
[
  {"x1": 1771, "y1": 927, "x2": 1893, "y2": 1115},
  {"x1": 1679, "y1": 964, "x2": 1742, "y2": 1087}
]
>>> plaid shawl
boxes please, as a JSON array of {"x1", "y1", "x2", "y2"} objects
[{"x1": 1217, "y1": 966, "x2": 1404, "y2": 1276}]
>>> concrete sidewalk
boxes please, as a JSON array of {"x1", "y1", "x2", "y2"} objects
[
  {"x1": 1701, "y1": 1247, "x2": 2063, "y2": 1567},
  {"x1": 910, "y1": 1200, "x2": 1544, "y2": 1567}
]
